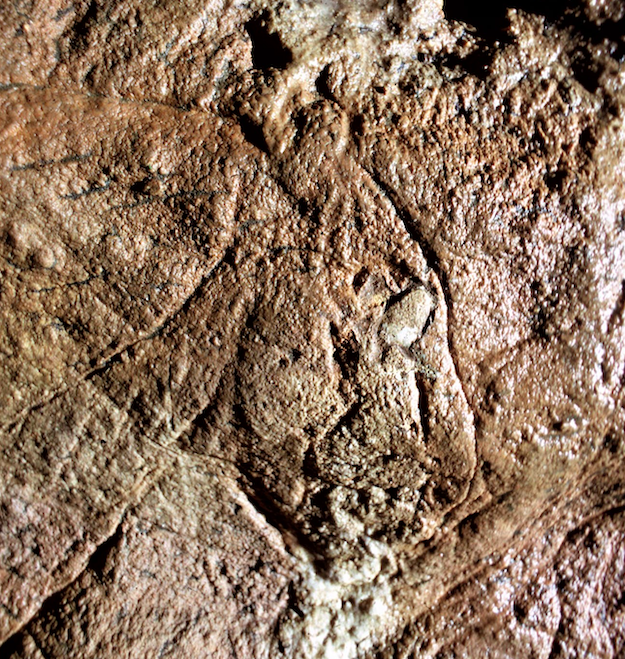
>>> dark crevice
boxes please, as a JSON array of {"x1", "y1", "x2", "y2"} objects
[
  {"x1": 86, "y1": 349, "x2": 125, "y2": 379},
  {"x1": 0, "y1": 632, "x2": 26, "y2": 659},
  {"x1": 315, "y1": 65, "x2": 336, "y2": 103},
  {"x1": 301, "y1": 441, "x2": 319, "y2": 480},
  {"x1": 569, "y1": 47, "x2": 604, "y2": 93},
  {"x1": 286, "y1": 581, "x2": 305, "y2": 618},
  {"x1": 445, "y1": 0, "x2": 571, "y2": 41},
  {"x1": 237, "y1": 114, "x2": 270, "y2": 155},
  {"x1": 130, "y1": 177, "x2": 155, "y2": 195},
  {"x1": 444, "y1": 0, "x2": 511, "y2": 41},
  {"x1": 414, "y1": 371, "x2": 433, "y2": 443},
  {"x1": 608, "y1": 280, "x2": 625, "y2": 334},
  {"x1": 69, "y1": 1, "x2": 99, "y2": 51},
  {"x1": 88, "y1": 516, "x2": 125, "y2": 582},
  {"x1": 329, "y1": 323, "x2": 360, "y2": 383},
  {"x1": 366, "y1": 168, "x2": 444, "y2": 299},
  {"x1": 236, "y1": 471, "x2": 322, "y2": 559},
  {"x1": 439, "y1": 46, "x2": 497, "y2": 79},
  {"x1": 231, "y1": 402, "x2": 255, "y2": 436},
  {"x1": 245, "y1": 12, "x2": 293, "y2": 71},
  {"x1": 444, "y1": 1, "x2": 625, "y2": 87}
]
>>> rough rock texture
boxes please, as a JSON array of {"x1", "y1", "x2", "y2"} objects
[{"x1": 1, "y1": 0, "x2": 624, "y2": 657}]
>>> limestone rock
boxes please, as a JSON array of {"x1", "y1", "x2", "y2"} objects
[{"x1": 1, "y1": 0, "x2": 624, "y2": 657}]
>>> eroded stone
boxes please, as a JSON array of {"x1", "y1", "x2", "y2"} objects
[{"x1": 1, "y1": 0, "x2": 624, "y2": 657}]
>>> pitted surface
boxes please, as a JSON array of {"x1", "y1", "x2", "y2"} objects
[{"x1": 1, "y1": 1, "x2": 625, "y2": 657}]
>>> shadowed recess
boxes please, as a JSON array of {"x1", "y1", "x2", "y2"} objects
[
  {"x1": 245, "y1": 12, "x2": 294, "y2": 71},
  {"x1": 444, "y1": 0, "x2": 571, "y2": 40}
]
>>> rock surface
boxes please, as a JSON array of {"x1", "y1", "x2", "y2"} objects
[{"x1": 1, "y1": 0, "x2": 624, "y2": 657}]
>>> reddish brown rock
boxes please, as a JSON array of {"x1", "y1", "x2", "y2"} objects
[{"x1": 1, "y1": 0, "x2": 624, "y2": 657}]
